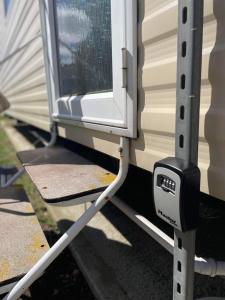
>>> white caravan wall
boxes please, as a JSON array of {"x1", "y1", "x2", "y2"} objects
[{"x1": 0, "y1": 0, "x2": 225, "y2": 201}]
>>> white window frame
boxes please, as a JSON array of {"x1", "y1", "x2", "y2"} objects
[{"x1": 39, "y1": 0, "x2": 137, "y2": 138}]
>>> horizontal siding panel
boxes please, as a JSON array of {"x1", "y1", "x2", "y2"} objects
[
  {"x1": 7, "y1": 111, "x2": 49, "y2": 131},
  {"x1": 4, "y1": 73, "x2": 46, "y2": 97},
  {"x1": 0, "y1": 0, "x2": 49, "y2": 137},
  {"x1": 142, "y1": 1, "x2": 177, "y2": 43},
  {"x1": 2, "y1": 1, "x2": 40, "y2": 57},
  {"x1": 10, "y1": 105, "x2": 49, "y2": 117},
  {"x1": 9, "y1": 92, "x2": 48, "y2": 103},
  {"x1": 1, "y1": 38, "x2": 43, "y2": 87},
  {"x1": 2, "y1": 50, "x2": 44, "y2": 92},
  {"x1": 137, "y1": 0, "x2": 225, "y2": 201},
  {"x1": 1, "y1": 0, "x2": 225, "y2": 202},
  {"x1": 145, "y1": 0, "x2": 175, "y2": 17},
  {"x1": 132, "y1": 0, "x2": 225, "y2": 200},
  {"x1": 1, "y1": 1, "x2": 25, "y2": 57},
  {"x1": 11, "y1": 2, "x2": 40, "y2": 49}
]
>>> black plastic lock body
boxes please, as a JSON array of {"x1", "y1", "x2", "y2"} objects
[{"x1": 153, "y1": 157, "x2": 200, "y2": 232}]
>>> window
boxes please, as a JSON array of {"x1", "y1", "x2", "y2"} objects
[
  {"x1": 55, "y1": 0, "x2": 112, "y2": 96},
  {"x1": 40, "y1": 0, "x2": 137, "y2": 137},
  {"x1": 3, "y1": 0, "x2": 11, "y2": 15}
]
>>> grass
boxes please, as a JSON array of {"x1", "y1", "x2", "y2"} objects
[{"x1": 0, "y1": 121, "x2": 57, "y2": 231}]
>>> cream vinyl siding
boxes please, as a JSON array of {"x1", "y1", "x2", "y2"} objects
[
  {"x1": 0, "y1": 0, "x2": 49, "y2": 131},
  {"x1": 0, "y1": 0, "x2": 225, "y2": 201}
]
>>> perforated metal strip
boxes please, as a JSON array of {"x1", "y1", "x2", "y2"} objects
[{"x1": 173, "y1": 1, "x2": 203, "y2": 299}]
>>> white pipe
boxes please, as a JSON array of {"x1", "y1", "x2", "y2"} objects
[
  {"x1": 111, "y1": 197, "x2": 225, "y2": 277},
  {"x1": 2, "y1": 168, "x2": 25, "y2": 188},
  {"x1": 195, "y1": 257, "x2": 225, "y2": 277},
  {"x1": 30, "y1": 131, "x2": 49, "y2": 146},
  {"x1": 3, "y1": 137, "x2": 129, "y2": 300},
  {"x1": 0, "y1": 282, "x2": 16, "y2": 296},
  {"x1": 47, "y1": 122, "x2": 57, "y2": 147}
]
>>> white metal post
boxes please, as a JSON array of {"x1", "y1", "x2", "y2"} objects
[
  {"x1": 173, "y1": 1, "x2": 203, "y2": 300},
  {"x1": 2, "y1": 168, "x2": 25, "y2": 188}
]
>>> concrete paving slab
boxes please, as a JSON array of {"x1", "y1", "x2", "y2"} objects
[{"x1": 0, "y1": 187, "x2": 49, "y2": 292}]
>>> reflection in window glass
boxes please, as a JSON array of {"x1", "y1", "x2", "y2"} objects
[{"x1": 55, "y1": 0, "x2": 112, "y2": 96}]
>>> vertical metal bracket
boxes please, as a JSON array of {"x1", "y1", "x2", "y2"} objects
[
  {"x1": 175, "y1": 0, "x2": 203, "y2": 163},
  {"x1": 173, "y1": 1, "x2": 203, "y2": 300}
]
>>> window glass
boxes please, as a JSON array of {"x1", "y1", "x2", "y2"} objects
[
  {"x1": 4, "y1": 0, "x2": 11, "y2": 15},
  {"x1": 54, "y1": 0, "x2": 112, "y2": 96}
]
